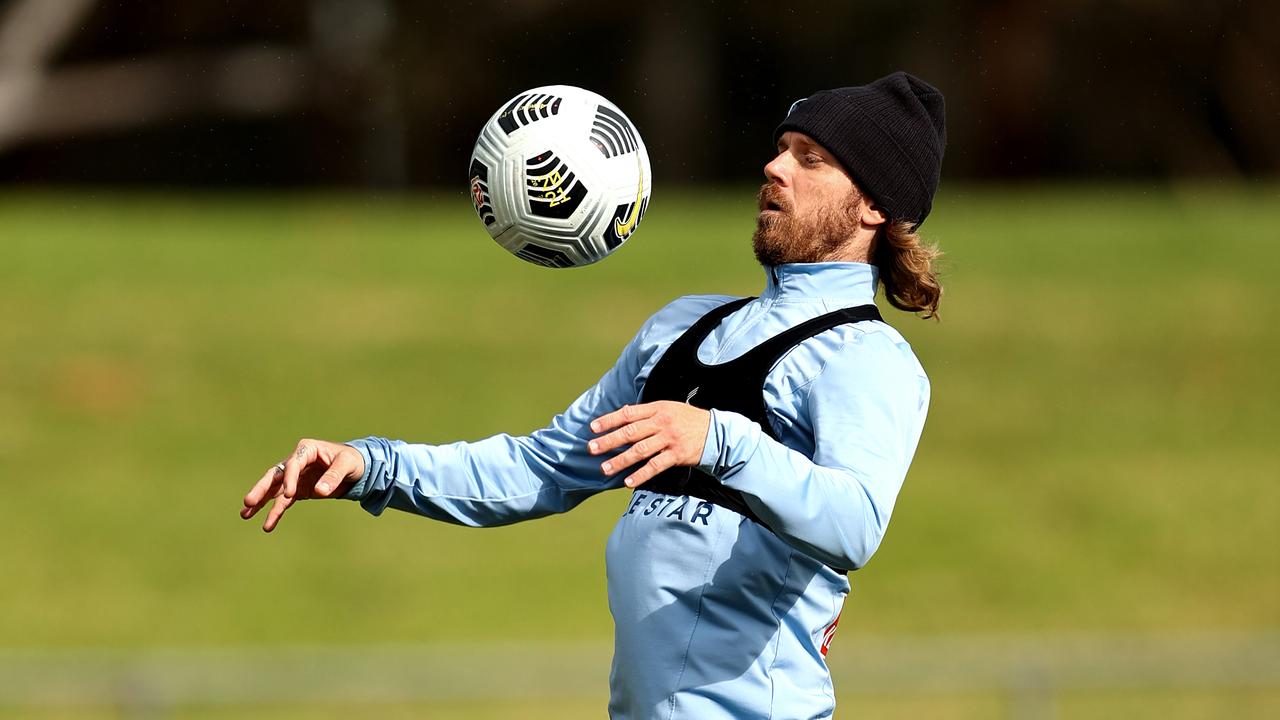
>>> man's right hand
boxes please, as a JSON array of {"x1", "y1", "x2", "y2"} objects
[{"x1": 240, "y1": 439, "x2": 365, "y2": 532}]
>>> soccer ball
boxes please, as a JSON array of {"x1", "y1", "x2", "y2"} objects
[{"x1": 468, "y1": 85, "x2": 652, "y2": 268}]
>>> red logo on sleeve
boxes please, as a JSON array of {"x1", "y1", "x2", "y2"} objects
[{"x1": 820, "y1": 612, "x2": 841, "y2": 657}]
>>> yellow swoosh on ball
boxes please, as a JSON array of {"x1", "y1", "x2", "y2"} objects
[{"x1": 613, "y1": 156, "x2": 645, "y2": 239}]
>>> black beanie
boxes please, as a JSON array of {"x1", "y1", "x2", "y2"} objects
[{"x1": 774, "y1": 71, "x2": 946, "y2": 229}]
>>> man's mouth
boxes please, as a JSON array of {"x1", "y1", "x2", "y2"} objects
[
  {"x1": 757, "y1": 183, "x2": 788, "y2": 214},
  {"x1": 760, "y1": 197, "x2": 786, "y2": 214}
]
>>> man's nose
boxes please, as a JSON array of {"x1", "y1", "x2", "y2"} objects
[{"x1": 763, "y1": 152, "x2": 790, "y2": 186}]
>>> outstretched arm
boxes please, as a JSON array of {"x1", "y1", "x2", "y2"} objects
[
  {"x1": 241, "y1": 321, "x2": 653, "y2": 533},
  {"x1": 342, "y1": 367, "x2": 638, "y2": 526}
]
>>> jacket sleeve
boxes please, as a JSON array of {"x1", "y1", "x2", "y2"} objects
[
  {"x1": 340, "y1": 322, "x2": 654, "y2": 527},
  {"x1": 699, "y1": 329, "x2": 930, "y2": 569}
]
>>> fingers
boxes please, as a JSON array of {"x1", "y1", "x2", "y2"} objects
[
  {"x1": 241, "y1": 463, "x2": 285, "y2": 519},
  {"x1": 242, "y1": 440, "x2": 367, "y2": 532},
  {"x1": 312, "y1": 450, "x2": 359, "y2": 498},
  {"x1": 588, "y1": 419, "x2": 658, "y2": 456},
  {"x1": 590, "y1": 402, "x2": 711, "y2": 482},
  {"x1": 590, "y1": 403, "x2": 657, "y2": 434},
  {"x1": 262, "y1": 492, "x2": 295, "y2": 533},
  {"x1": 281, "y1": 440, "x2": 318, "y2": 499},
  {"x1": 623, "y1": 451, "x2": 677, "y2": 488},
  {"x1": 600, "y1": 434, "x2": 663, "y2": 477}
]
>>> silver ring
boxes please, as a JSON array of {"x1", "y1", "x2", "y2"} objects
[{"x1": 273, "y1": 462, "x2": 286, "y2": 475}]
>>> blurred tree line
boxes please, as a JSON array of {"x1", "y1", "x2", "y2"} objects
[{"x1": 0, "y1": 0, "x2": 1276, "y2": 186}]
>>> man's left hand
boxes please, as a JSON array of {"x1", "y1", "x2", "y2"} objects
[{"x1": 589, "y1": 401, "x2": 711, "y2": 488}]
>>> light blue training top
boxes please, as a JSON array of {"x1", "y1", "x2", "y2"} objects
[{"x1": 344, "y1": 261, "x2": 930, "y2": 719}]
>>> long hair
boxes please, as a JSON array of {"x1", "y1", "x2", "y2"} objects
[{"x1": 873, "y1": 220, "x2": 944, "y2": 319}]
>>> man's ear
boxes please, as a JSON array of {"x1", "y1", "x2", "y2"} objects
[{"x1": 861, "y1": 203, "x2": 888, "y2": 228}]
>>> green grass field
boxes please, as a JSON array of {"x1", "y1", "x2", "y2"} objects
[{"x1": 1, "y1": 184, "x2": 1278, "y2": 716}]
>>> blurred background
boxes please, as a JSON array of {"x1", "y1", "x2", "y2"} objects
[{"x1": 1, "y1": 0, "x2": 1277, "y2": 718}]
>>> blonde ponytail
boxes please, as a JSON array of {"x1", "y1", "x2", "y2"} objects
[{"x1": 874, "y1": 220, "x2": 943, "y2": 319}]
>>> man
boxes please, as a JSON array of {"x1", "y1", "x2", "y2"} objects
[{"x1": 242, "y1": 71, "x2": 946, "y2": 719}]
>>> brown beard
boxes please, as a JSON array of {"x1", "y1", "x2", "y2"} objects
[{"x1": 752, "y1": 183, "x2": 861, "y2": 266}]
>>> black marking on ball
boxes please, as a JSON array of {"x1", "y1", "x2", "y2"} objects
[
  {"x1": 602, "y1": 196, "x2": 649, "y2": 249},
  {"x1": 498, "y1": 92, "x2": 564, "y2": 135},
  {"x1": 590, "y1": 104, "x2": 639, "y2": 158},
  {"x1": 525, "y1": 150, "x2": 586, "y2": 220}
]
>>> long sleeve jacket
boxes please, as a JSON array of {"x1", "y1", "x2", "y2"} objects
[{"x1": 344, "y1": 261, "x2": 930, "y2": 719}]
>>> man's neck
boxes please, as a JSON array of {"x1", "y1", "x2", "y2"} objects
[{"x1": 823, "y1": 231, "x2": 875, "y2": 264}]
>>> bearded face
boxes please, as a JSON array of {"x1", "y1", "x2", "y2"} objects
[{"x1": 752, "y1": 181, "x2": 863, "y2": 267}]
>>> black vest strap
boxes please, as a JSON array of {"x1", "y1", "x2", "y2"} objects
[
  {"x1": 638, "y1": 297, "x2": 882, "y2": 548},
  {"x1": 660, "y1": 296, "x2": 754, "y2": 362}
]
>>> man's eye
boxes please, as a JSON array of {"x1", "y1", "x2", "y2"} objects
[{"x1": 804, "y1": 154, "x2": 823, "y2": 165}]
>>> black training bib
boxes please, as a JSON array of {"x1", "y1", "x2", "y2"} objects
[{"x1": 639, "y1": 297, "x2": 882, "y2": 528}]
